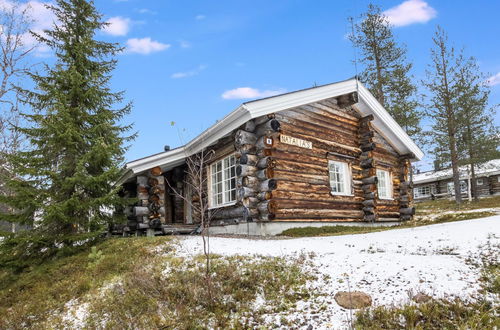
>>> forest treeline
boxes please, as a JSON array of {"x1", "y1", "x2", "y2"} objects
[{"x1": 0, "y1": 1, "x2": 498, "y2": 269}]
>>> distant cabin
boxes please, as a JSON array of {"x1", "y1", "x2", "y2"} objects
[
  {"x1": 413, "y1": 159, "x2": 500, "y2": 201},
  {"x1": 116, "y1": 78, "x2": 423, "y2": 236}
]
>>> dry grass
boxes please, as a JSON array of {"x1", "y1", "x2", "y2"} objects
[
  {"x1": 0, "y1": 237, "x2": 313, "y2": 329},
  {"x1": 416, "y1": 195, "x2": 500, "y2": 216}
]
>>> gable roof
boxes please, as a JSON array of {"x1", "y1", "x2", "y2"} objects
[
  {"x1": 118, "y1": 78, "x2": 424, "y2": 184},
  {"x1": 413, "y1": 159, "x2": 500, "y2": 185}
]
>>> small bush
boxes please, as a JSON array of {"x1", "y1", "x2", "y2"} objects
[
  {"x1": 354, "y1": 298, "x2": 499, "y2": 329},
  {"x1": 83, "y1": 253, "x2": 314, "y2": 328},
  {"x1": 432, "y1": 211, "x2": 496, "y2": 224}
]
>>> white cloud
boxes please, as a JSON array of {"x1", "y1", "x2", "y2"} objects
[
  {"x1": 195, "y1": 14, "x2": 205, "y2": 20},
  {"x1": 0, "y1": 0, "x2": 56, "y2": 56},
  {"x1": 487, "y1": 72, "x2": 500, "y2": 86},
  {"x1": 221, "y1": 87, "x2": 286, "y2": 100},
  {"x1": 138, "y1": 8, "x2": 156, "y2": 15},
  {"x1": 383, "y1": 0, "x2": 437, "y2": 27},
  {"x1": 102, "y1": 16, "x2": 130, "y2": 36},
  {"x1": 171, "y1": 65, "x2": 206, "y2": 79},
  {"x1": 180, "y1": 40, "x2": 191, "y2": 48},
  {"x1": 126, "y1": 37, "x2": 170, "y2": 54}
]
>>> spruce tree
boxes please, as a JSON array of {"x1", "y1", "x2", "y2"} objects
[
  {"x1": 0, "y1": 0, "x2": 132, "y2": 262},
  {"x1": 350, "y1": 3, "x2": 421, "y2": 139},
  {"x1": 423, "y1": 26, "x2": 463, "y2": 204},
  {"x1": 455, "y1": 57, "x2": 500, "y2": 200}
]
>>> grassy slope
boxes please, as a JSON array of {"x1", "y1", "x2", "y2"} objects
[
  {"x1": 416, "y1": 195, "x2": 500, "y2": 215},
  {"x1": 0, "y1": 236, "x2": 314, "y2": 329}
]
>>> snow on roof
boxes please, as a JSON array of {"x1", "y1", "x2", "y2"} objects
[
  {"x1": 118, "y1": 78, "x2": 424, "y2": 184},
  {"x1": 413, "y1": 159, "x2": 500, "y2": 184}
]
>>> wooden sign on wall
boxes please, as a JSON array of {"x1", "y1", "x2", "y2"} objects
[{"x1": 280, "y1": 134, "x2": 312, "y2": 149}]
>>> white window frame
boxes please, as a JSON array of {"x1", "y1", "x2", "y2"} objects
[
  {"x1": 414, "y1": 185, "x2": 431, "y2": 199},
  {"x1": 328, "y1": 160, "x2": 351, "y2": 196},
  {"x1": 208, "y1": 153, "x2": 237, "y2": 209},
  {"x1": 447, "y1": 181, "x2": 467, "y2": 195},
  {"x1": 477, "y1": 178, "x2": 483, "y2": 185},
  {"x1": 376, "y1": 169, "x2": 392, "y2": 199}
]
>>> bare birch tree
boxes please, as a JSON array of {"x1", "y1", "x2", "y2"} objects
[
  {"x1": 0, "y1": 1, "x2": 34, "y2": 232},
  {"x1": 165, "y1": 146, "x2": 219, "y2": 300}
]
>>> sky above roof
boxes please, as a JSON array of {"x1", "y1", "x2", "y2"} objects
[{"x1": 10, "y1": 0, "x2": 500, "y2": 170}]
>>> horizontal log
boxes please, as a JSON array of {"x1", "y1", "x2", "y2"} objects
[
  {"x1": 362, "y1": 207, "x2": 375, "y2": 214},
  {"x1": 212, "y1": 206, "x2": 245, "y2": 219},
  {"x1": 235, "y1": 130, "x2": 257, "y2": 147},
  {"x1": 244, "y1": 207, "x2": 259, "y2": 218},
  {"x1": 259, "y1": 213, "x2": 276, "y2": 221},
  {"x1": 364, "y1": 192, "x2": 375, "y2": 200},
  {"x1": 256, "y1": 156, "x2": 277, "y2": 169},
  {"x1": 257, "y1": 191, "x2": 272, "y2": 201},
  {"x1": 254, "y1": 115, "x2": 273, "y2": 126},
  {"x1": 271, "y1": 190, "x2": 363, "y2": 202},
  {"x1": 361, "y1": 143, "x2": 376, "y2": 152},
  {"x1": 239, "y1": 153, "x2": 258, "y2": 166},
  {"x1": 243, "y1": 120, "x2": 256, "y2": 132},
  {"x1": 360, "y1": 114, "x2": 374, "y2": 123},
  {"x1": 364, "y1": 214, "x2": 376, "y2": 222},
  {"x1": 239, "y1": 144, "x2": 256, "y2": 154},
  {"x1": 150, "y1": 166, "x2": 162, "y2": 177},
  {"x1": 256, "y1": 135, "x2": 275, "y2": 149},
  {"x1": 362, "y1": 184, "x2": 376, "y2": 193},
  {"x1": 337, "y1": 92, "x2": 358, "y2": 108},
  {"x1": 276, "y1": 208, "x2": 364, "y2": 218},
  {"x1": 260, "y1": 179, "x2": 277, "y2": 191},
  {"x1": 256, "y1": 168, "x2": 274, "y2": 180},
  {"x1": 257, "y1": 200, "x2": 277, "y2": 214},
  {"x1": 238, "y1": 186, "x2": 256, "y2": 199},
  {"x1": 242, "y1": 176, "x2": 260, "y2": 189},
  {"x1": 274, "y1": 198, "x2": 362, "y2": 210},
  {"x1": 236, "y1": 164, "x2": 257, "y2": 177},
  {"x1": 361, "y1": 158, "x2": 374, "y2": 169},
  {"x1": 137, "y1": 176, "x2": 148, "y2": 186},
  {"x1": 254, "y1": 119, "x2": 281, "y2": 136},
  {"x1": 134, "y1": 206, "x2": 149, "y2": 217},
  {"x1": 362, "y1": 199, "x2": 375, "y2": 207},
  {"x1": 242, "y1": 197, "x2": 259, "y2": 208},
  {"x1": 362, "y1": 176, "x2": 378, "y2": 185}
]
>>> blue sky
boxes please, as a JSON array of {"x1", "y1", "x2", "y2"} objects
[{"x1": 18, "y1": 0, "x2": 500, "y2": 169}]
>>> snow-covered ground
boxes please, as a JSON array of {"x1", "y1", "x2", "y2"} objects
[{"x1": 178, "y1": 216, "x2": 500, "y2": 329}]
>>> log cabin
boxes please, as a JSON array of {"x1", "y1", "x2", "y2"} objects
[
  {"x1": 116, "y1": 78, "x2": 424, "y2": 236},
  {"x1": 413, "y1": 159, "x2": 500, "y2": 201}
]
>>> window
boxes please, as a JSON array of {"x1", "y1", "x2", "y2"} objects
[
  {"x1": 477, "y1": 178, "x2": 484, "y2": 186},
  {"x1": 209, "y1": 154, "x2": 236, "y2": 207},
  {"x1": 447, "y1": 181, "x2": 467, "y2": 195},
  {"x1": 328, "y1": 160, "x2": 351, "y2": 195},
  {"x1": 414, "y1": 185, "x2": 431, "y2": 198},
  {"x1": 376, "y1": 169, "x2": 392, "y2": 199}
]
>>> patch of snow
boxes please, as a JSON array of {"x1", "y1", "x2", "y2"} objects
[{"x1": 177, "y1": 216, "x2": 500, "y2": 329}]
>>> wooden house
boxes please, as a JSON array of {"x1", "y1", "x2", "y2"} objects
[
  {"x1": 413, "y1": 159, "x2": 500, "y2": 201},
  {"x1": 117, "y1": 78, "x2": 423, "y2": 235}
]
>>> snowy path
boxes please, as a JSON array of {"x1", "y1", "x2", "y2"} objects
[{"x1": 178, "y1": 216, "x2": 500, "y2": 329}]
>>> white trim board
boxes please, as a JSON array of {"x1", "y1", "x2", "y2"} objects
[{"x1": 119, "y1": 78, "x2": 424, "y2": 184}]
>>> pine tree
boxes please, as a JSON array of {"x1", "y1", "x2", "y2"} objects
[
  {"x1": 455, "y1": 57, "x2": 500, "y2": 200},
  {"x1": 0, "y1": 0, "x2": 133, "y2": 264},
  {"x1": 423, "y1": 26, "x2": 463, "y2": 204},
  {"x1": 350, "y1": 3, "x2": 421, "y2": 139}
]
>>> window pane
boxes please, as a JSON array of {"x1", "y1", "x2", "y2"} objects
[{"x1": 329, "y1": 161, "x2": 349, "y2": 194}]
